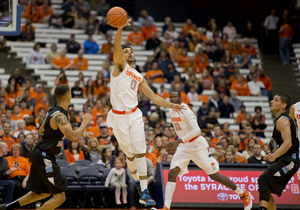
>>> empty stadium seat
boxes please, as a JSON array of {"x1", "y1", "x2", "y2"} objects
[
  {"x1": 67, "y1": 163, "x2": 83, "y2": 174},
  {"x1": 57, "y1": 159, "x2": 70, "y2": 167},
  {"x1": 75, "y1": 159, "x2": 92, "y2": 167},
  {"x1": 90, "y1": 163, "x2": 107, "y2": 173}
]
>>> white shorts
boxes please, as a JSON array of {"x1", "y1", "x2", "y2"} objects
[
  {"x1": 170, "y1": 136, "x2": 219, "y2": 175},
  {"x1": 106, "y1": 108, "x2": 146, "y2": 157}
]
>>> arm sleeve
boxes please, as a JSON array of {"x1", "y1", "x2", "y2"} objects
[{"x1": 181, "y1": 110, "x2": 201, "y2": 142}]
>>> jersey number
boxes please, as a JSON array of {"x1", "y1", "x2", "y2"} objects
[
  {"x1": 174, "y1": 123, "x2": 182, "y2": 131},
  {"x1": 130, "y1": 79, "x2": 138, "y2": 90}
]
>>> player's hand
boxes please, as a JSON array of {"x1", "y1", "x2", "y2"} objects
[
  {"x1": 264, "y1": 153, "x2": 276, "y2": 162},
  {"x1": 172, "y1": 104, "x2": 186, "y2": 114},
  {"x1": 82, "y1": 113, "x2": 93, "y2": 125},
  {"x1": 167, "y1": 139, "x2": 182, "y2": 151},
  {"x1": 119, "y1": 18, "x2": 131, "y2": 29}
]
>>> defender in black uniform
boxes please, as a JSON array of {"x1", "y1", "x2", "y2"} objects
[
  {"x1": 258, "y1": 94, "x2": 299, "y2": 210},
  {"x1": 0, "y1": 85, "x2": 93, "y2": 210}
]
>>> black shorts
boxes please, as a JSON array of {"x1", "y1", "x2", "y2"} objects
[
  {"x1": 27, "y1": 146, "x2": 67, "y2": 195},
  {"x1": 260, "y1": 153, "x2": 299, "y2": 196}
]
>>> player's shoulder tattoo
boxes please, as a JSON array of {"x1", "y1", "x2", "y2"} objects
[{"x1": 54, "y1": 113, "x2": 68, "y2": 126}]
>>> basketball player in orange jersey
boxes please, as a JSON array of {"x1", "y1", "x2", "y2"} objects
[
  {"x1": 152, "y1": 91, "x2": 252, "y2": 210},
  {"x1": 106, "y1": 19, "x2": 185, "y2": 205}
]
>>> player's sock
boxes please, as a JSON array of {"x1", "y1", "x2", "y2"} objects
[
  {"x1": 5, "y1": 200, "x2": 20, "y2": 210},
  {"x1": 127, "y1": 158, "x2": 139, "y2": 180},
  {"x1": 164, "y1": 182, "x2": 176, "y2": 209},
  {"x1": 135, "y1": 157, "x2": 147, "y2": 190},
  {"x1": 259, "y1": 207, "x2": 267, "y2": 210},
  {"x1": 234, "y1": 187, "x2": 244, "y2": 195}
]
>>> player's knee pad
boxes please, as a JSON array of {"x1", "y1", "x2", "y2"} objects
[{"x1": 135, "y1": 156, "x2": 147, "y2": 176}]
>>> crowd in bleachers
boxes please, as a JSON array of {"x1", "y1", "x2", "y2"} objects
[{"x1": 0, "y1": 0, "x2": 286, "y2": 208}]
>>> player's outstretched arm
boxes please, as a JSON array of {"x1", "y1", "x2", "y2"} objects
[
  {"x1": 265, "y1": 118, "x2": 292, "y2": 162},
  {"x1": 289, "y1": 104, "x2": 295, "y2": 120},
  {"x1": 139, "y1": 78, "x2": 184, "y2": 111},
  {"x1": 54, "y1": 113, "x2": 93, "y2": 143},
  {"x1": 113, "y1": 19, "x2": 131, "y2": 75}
]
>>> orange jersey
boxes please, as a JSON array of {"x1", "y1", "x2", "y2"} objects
[
  {"x1": 279, "y1": 23, "x2": 294, "y2": 38},
  {"x1": 91, "y1": 108, "x2": 103, "y2": 118},
  {"x1": 73, "y1": 57, "x2": 88, "y2": 71},
  {"x1": 241, "y1": 137, "x2": 265, "y2": 151},
  {"x1": 52, "y1": 56, "x2": 71, "y2": 68},
  {"x1": 65, "y1": 150, "x2": 85, "y2": 164},
  {"x1": 3, "y1": 135, "x2": 19, "y2": 150},
  {"x1": 21, "y1": 25, "x2": 35, "y2": 33},
  {"x1": 5, "y1": 93, "x2": 16, "y2": 108},
  {"x1": 83, "y1": 87, "x2": 98, "y2": 96},
  {"x1": 177, "y1": 55, "x2": 190, "y2": 67},
  {"x1": 25, "y1": 125, "x2": 36, "y2": 131},
  {"x1": 101, "y1": 42, "x2": 114, "y2": 54},
  {"x1": 182, "y1": 25, "x2": 193, "y2": 36},
  {"x1": 197, "y1": 34, "x2": 207, "y2": 41},
  {"x1": 97, "y1": 87, "x2": 110, "y2": 98},
  {"x1": 20, "y1": 109, "x2": 32, "y2": 116},
  {"x1": 231, "y1": 81, "x2": 250, "y2": 96},
  {"x1": 145, "y1": 152, "x2": 157, "y2": 168},
  {"x1": 34, "y1": 104, "x2": 49, "y2": 115},
  {"x1": 11, "y1": 113, "x2": 25, "y2": 122},
  {"x1": 202, "y1": 77, "x2": 214, "y2": 90},
  {"x1": 32, "y1": 92, "x2": 47, "y2": 105},
  {"x1": 141, "y1": 26, "x2": 158, "y2": 40},
  {"x1": 98, "y1": 135, "x2": 110, "y2": 146},
  {"x1": 26, "y1": 5, "x2": 40, "y2": 23},
  {"x1": 211, "y1": 137, "x2": 219, "y2": 148},
  {"x1": 180, "y1": 92, "x2": 190, "y2": 104},
  {"x1": 168, "y1": 46, "x2": 182, "y2": 62},
  {"x1": 157, "y1": 92, "x2": 170, "y2": 100},
  {"x1": 145, "y1": 69, "x2": 164, "y2": 83},
  {"x1": 86, "y1": 126, "x2": 100, "y2": 138},
  {"x1": 6, "y1": 156, "x2": 30, "y2": 179},
  {"x1": 127, "y1": 32, "x2": 144, "y2": 45}
]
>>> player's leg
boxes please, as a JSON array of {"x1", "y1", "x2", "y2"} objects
[
  {"x1": 163, "y1": 167, "x2": 181, "y2": 210},
  {"x1": 268, "y1": 194, "x2": 276, "y2": 210},
  {"x1": 258, "y1": 170, "x2": 272, "y2": 210},
  {"x1": 38, "y1": 192, "x2": 66, "y2": 210}
]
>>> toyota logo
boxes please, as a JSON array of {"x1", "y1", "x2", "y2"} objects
[{"x1": 217, "y1": 193, "x2": 228, "y2": 201}]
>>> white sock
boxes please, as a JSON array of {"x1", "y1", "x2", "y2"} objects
[
  {"x1": 164, "y1": 182, "x2": 176, "y2": 209},
  {"x1": 135, "y1": 157, "x2": 147, "y2": 190},
  {"x1": 126, "y1": 158, "x2": 139, "y2": 181},
  {"x1": 140, "y1": 179, "x2": 147, "y2": 191},
  {"x1": 234, "y1": 187, "x2": 244, "y2": 195}
]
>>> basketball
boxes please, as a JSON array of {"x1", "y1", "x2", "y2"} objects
[{"x1": 107, "y1": 7, "x2": 127, "y2": 28}]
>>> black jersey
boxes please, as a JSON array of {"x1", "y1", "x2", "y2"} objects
[
  {"x1": 36, "y1": 105, "x2": 68, "y2": 155},
  {"x1": 271, "y1": 112, "x2": 299, "y2": 159}
]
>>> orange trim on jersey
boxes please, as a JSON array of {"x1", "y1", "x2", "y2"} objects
[
  {"x1": 183, "y1": 135, "x2": 200, "y2": 144},
  {"x1": 171, "y1": 117, "x2": 182, "y2": 122},
  {"x1": 112, "y1": 107, "x2": 137, "y2": 115}
]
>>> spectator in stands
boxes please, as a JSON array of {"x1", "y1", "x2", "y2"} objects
[
  {"x1": 101, "y1": 35, "x2": 114, "y2": 55},
  {"x1": 242, "y1": 21, "x2": 255, "y2": 38},
  {"x1": 6, "y1": 143, "x2": 30, "y2": 199},
  {"x1": 21, "y1": 133, "x2": 34, "y2": 158},
  {"x1": 138, "y1": 9, "x2": 155, "y2": 27},
  {"x1": 19, "y1": 99, "x2": 32, "y2": 116},
  {"x1": 205, "y1": 108, "x2": 219, "y2": 129},
  {"x1": 201, "y1": 69, "x2": 214, "y2": 90},
  {"x1": 62, "y1": 9, "x2": 75, "y2": 28},
  {"x1": 182, "y1": 19, "x2": 193, "y2": 36},
  {"x1": 231, "y1": 75, "x2": 250, "y2": 96},
  {"x1": 6, "y1": 110, "x2": 18, "y2": 131},
  {"x1": 73, "y1": 11, "x2": 87, "y2": 29},
  {"x1": 204, "y1": 135, "x2": 215, "y2": 153},
  {"x1": 242, "y1": 38, "x2": 257, "y2": 58},
  {"x1": 98, "y1": 17, "x2": 111, "y2": 36},
  {"x1": 174, "y1": 83, "x2": 189, "y2": 104},
  {"x1": 26, "y1": 43, "x2": 45, "y2": 69},
  {"x1": 168, "y1": 40, "x2": 182, "y2": 63},
  {"x1": 237, "y1": 51, "x2": 252, "y2": 69},
  {"x1": 185, "y1": 73, "x2": 203, "y2": 94},
  {"x1": 32, "y1": 83, "x2": 46, "y2": 106},
  {"x1": 49, "y1": 12, "x2": 63, "y2": 28},
  {"x1": 208, "y1": 90, "x2": 221, "y2": 111},
  {"x1": 215, "y1": 79, "x2": 230, "y2": 98},
  {"x1": 13, "y1": 121, "x2": 30, "y2": 138},
  {"x1": 253, "y1": 106, "x2": 265, "y2": 124},
  {"x1": 145, "y1": 62, "x2": 164, "y2": 83},
  {"x1": 162, "y1": 17, "x2": 172, "y2": 34},
  {"x1": 222, "y1": 21, "x2": 236, "y2": 39},
  {"x1": 95, "y1": 0, "x2": 110, "y2": 15},
  {"x1": 145, "y1": 32, "x2": 161, "y2": 51},
  {"x1": 20, "y1": 23, "x2": 35, "y2": 42},
  {"x1": 97, "y1": 122, "x2": 111, "y2": 145},
  {"x1": 9, "y1": 67, "x2": 25, "y2": 86},
  {"x1": 84, "y1": 138, "x2": 102, "y2": 163},
  {"x1": 34, "y1": 96, "x2": 49, "y2": 115},
  {"x1": 65, "y1": 141, "x2": 85, "y2": 164},
  {"x1": 73, "y1": 50, "x2": 88, "y2": 71},
  {"x1": 229, "y1": 89, "x2": 243, "y2": 112},
  {"x1": 66, "y1": 34, "x2": 81, "y2": 54},
  {"x1": 126, "y1": 25, "x2": 144, "y2": 46},
  {"x1": 5, "y1": 85, "x2": 16, "y2": 109},
  {"x1": 21, "y1": 18, "x2": 35, "y2": 34},
  {"x1": 97, "y1": 147, "x2": 111, "y2": 167},
  {"x1": 45, "y1": 43, "x2": 59, "y2": 63},
  {"x1": 224, "y1": 148, "x2": 238, "y2": 163},
  {"x1": 156, "y1": 50, "x2": 174, "y2": 75},
  {"x1": 219, "y1": 136, "x2": 230, "y2": 151},
  {"x1": 166, "y1": 24, "x2": 178, "y2": 40},
  {"x1": 83, "y1": 79, "x2": 98, "y2": 98},
  {"x1": 177, "y1": 32, "x2": 189, "y2": 50},
  {"x1": 229, "y1": 39, "x2": 242, "y2": 58},
  {"x1": 264, "y1": 9, "x2": 279, "y2": 54},
  {"x1": 213, "y1": 42, "x2": 226, "y2": 62},
  {"x1": 54, "y1": 70, "x2": 68, "y2": 86},
  {"x1": 51, "y1": 49, "x2": 72, "y2": 70},
  {"x1": 279, "y1": 19, "x2": 294, "y2": 65},
  {"x1": 247, "y1": 73, "x2": 266, "y2": 96},
  {"x1": 141, "y1": 20, "x2": 158, "y2": 40},
  {"x1": 39, "y1": 0, "x2": 54, "y2": 23},
  {"x1": 26, "y1": 0, "x2": 40, "y2": 23},
  {"x1": 177, "y1": 48, "x2": 190, "y2": 68},
  {"x1": 77, "y1": 0, "x2": 90, "y2": 11},
  {"x1": 197, "y1": 98, "x2": 209, "y2": 127},
  {"x1": 247, "y1": 143, "x2": 268, "y2": 164},
  {"x1": 241, "y1": 123, "x2": 265, "y2": 151},
  {"x1": 236, "y1": 104, "x2": 248, "y2": 124},
  {"x1": 187, "y1": 86, "x2": 198, "y2": 102},
  {"x1": 242, "y1": 137, "x2": 265, "y2": 159},
  {"x1": 0, "y1": 142, "x2": 15, "y2": 204},
  {"x1": 210, "y1": 124, "x2": 224, "y2": 148},
  {"x1": 84, "y1": 34, "x2": 99, "y2": 54},
  {"x1": 217, "y1": 96, "x2": 235, "y2": 118},
  {"x1": 2, "y1": 122, "x2": 19, "y2": 150},
  {"x1": 206, "y1": 22, "x2": 221, "y2": 38},
  {"x1": 195, "y1": 48, "x2": 209, "y2": 73},
  {"x1": 258, "y1": 68, "x2": 272, "y2": 100},
  {"x1": 85, "y1": 16, "x2": 97, "y2": 34},
  {"x1": 252, "y1": 118, "x2": 267, "y2": 138}
]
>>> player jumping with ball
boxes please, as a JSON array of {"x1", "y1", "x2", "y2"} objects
[
  {"x1": 106, "y1": 19, "x2": 185, "y2": 205},
  {"x1": 152, "y1": 91, "x2": 252, "y2": 210}
]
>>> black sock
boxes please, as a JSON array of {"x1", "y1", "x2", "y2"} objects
[
  {"x1": 5, "y1": 200, "x2": 20, "y2": 210},
  {"x1": 259, "y1": 207, "x2": 267, "y2": 210}
]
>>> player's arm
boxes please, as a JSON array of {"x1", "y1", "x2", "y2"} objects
[
  {"x1": 139, "y1": 77, "x2": 184, "y2": 112},
  {"x1": 289, "y1": 104, "x2": 295, "y2": 120},
  {"x1": 113, "y1": 19, "x2": 131, "y2": 74},
  {"x1": 39, "y1": 118, "x2": 46, "y2": 135},
  {"x1": 54, "y1": 113, "x2": 92, "y2": 142},
  {"x1": 265, "y1": 118, "x2": 292, "y2": 162}
]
